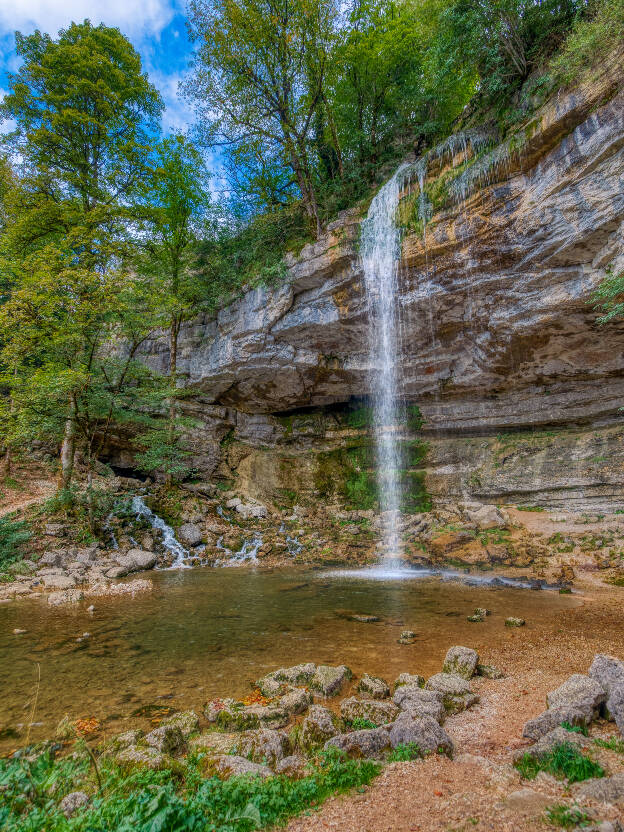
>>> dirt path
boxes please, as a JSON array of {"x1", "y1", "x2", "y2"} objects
[
  {"x1": 0, "y1": 479, "x2": 56, "y2": 518},
  {"x1": 288, "y1": 583, "x2": 624, "y2": 832}
]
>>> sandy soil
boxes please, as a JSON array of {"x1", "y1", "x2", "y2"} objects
[{"x1": 288, "y1": 580, "x2": 624, "y2": 832}]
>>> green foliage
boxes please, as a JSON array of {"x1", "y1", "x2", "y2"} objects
[
  {"x1": 387, "y1": 742, "x2": 422, "y2": 762},
  {"x1": 346, "y1": 717, "x2": 378, "y2": 730},
  {"x1": 544, "y1": 804, "x2": 592, "y2": 829},
  {"x1": 593, "y1": 266, "x2": 624, "y2": 325},
  {"x1": 0, "y1": 745, "x2": 380, "y2": 832},
  {"x1": 516, "y1": 505, "x2": 546, "y2": 512},
  {"x1": 594, "y1": 736, "x2": 624, "y2": 753},
  {"x1": 561, "y1": 721, "x2": 588, "y2": 737},
  {"x1": 406, "y1": 406, "x2": 424, "y2": 432},
  {"x1": 436, "y1": 0, "x2": 589, "y2": 115},
  {"x1": 342, "y1": 405, "x2": 374, "y2": 430},
  {"x1": 550, "y1": 0, "x2": 624, "y2": 85},
  {"x1": 514, "y1": 743, "x2": 605, "y2": 783},
  {"x1": 0, "y1": 516, "x2": 31, "y2": 566}
]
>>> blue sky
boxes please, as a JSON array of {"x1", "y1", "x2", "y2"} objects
[{"x1": 0, "y1": 0, "x2": 196, "y2": 133}]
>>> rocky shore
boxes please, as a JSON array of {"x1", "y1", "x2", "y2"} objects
[
  {"x1": 9, "y1": 647, "x2": 624, "y2": 830},
  {"x1": 3, "y1": 478, "x2": 623, "y2": 606}
]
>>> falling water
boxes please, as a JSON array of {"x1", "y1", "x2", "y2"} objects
[
  {"x1": 132, "y1": 495, "x2": 191, "y2": 569},
  {"x1": 360, "y1": 164, "x2": 410, "y2": 566}
]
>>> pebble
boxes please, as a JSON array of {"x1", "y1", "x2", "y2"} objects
[{"x1": 12, "y1": 628, "x2": 27, "y2": 634}]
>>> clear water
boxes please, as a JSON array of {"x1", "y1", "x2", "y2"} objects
[
  {"x1": 360, "y1": 165, "x2": 410, "y2": 565},
  {"x1": 0, "y1": 568, "x2": 578, "y2": 752}
]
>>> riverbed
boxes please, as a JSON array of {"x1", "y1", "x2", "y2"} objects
[{"x1": 0, "y1": 567, "x2": 579, "y2": 753}]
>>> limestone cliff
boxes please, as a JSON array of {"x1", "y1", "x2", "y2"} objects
[{"x1": 133, "y1": 59, "x2": 624, "y2": 512}]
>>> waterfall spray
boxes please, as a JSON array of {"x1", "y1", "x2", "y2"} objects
[{"x1": 360, "y1": 163, "x2": 410, "y2": 565}]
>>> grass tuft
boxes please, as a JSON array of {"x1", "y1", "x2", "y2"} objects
[
  {"x1": 544, "y1": 803, "x2": 592, "y2": 828},
  {"x1": 514, "y1": 742, "x2": 604, "y2": 783}
]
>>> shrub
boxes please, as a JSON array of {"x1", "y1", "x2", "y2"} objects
[{"x1": 0, "y1": 516, "x2": 31, "y2": 566}]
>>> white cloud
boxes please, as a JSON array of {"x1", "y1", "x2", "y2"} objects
[{"x1": 0, "y1": 0, "x2": 181, "y2": 38}]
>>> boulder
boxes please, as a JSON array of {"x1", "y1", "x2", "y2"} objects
[
  {"x1": 522, "y1": 705, "x2": 593, "y2": 741},
  {"x1": 309, "y1": 665, "x2": 352, "y2": 697},
  {"x1": 47, "y1": 589, "x2": 84, "y2": 606},
  {"x1": 389, "y1": 714, "x2": 453, "y2": 757},
  {"x1": 114, "y1": 549, "x2": 157, "y2": 574},
  {"x1": 515, "y1": 726, "x2": 586, "y2": 761},
  {"x1": 505, "y1": 617, "x2": 525, "y2": 627},
  {"x1": 442, "y1": 646, "x2": 479, "y2": 680},
  {"x1": 42, "y1": 574, "x2": 76, "y2": 590},
  {"x1": 589, "y1": 655, "x2": 624, "y2": 695},
  {"x1": 605, "y1": 685, "x2": 624, "y2": 735},
  {"x1": 258, "y1": 663, "x2": 316, "y2": 690},
  {"x1": 144, "y1": 725, "x2": 184, "y2": 754},
  {"x1": 340, "y1": 697, "x2": 399, "y2": 725},
  {"x1": 275, "y1": 754, "x2": 308, "y2": 778},
  {"x1": 59, "y1": 791, "x2": 89, "y2": 817},
  {"x1": 547, "y1": 674, "x2": 607, "y2": 717},
  {"x1": 357, "y1": 674, "x2": 390, "y2": 700},
  {"x1": 325, "y1": 726, "x2": 391, "y2": 758},
  {"x1": 461, "y1": 503, "x2": 506, "y2": 529},
  {"x1": 393, "y1": 687, "x2": 446, "y2": 724},
  {"x1": 235, "y1": 729, "x2": 290, "y2": 767},
  {"x1": 425, "y1": 673, "x2": 479, "y2": 714},
  {"x1": 189, "y1": 732, "x2": 238, "y2": 755},
  {"x1": 109, "y1": 729, "x2": 143, "y2": 751},
  {"x1": 574, "y1": 772, "x2": 624, "y2": 803},
  {"x1": 393, "y1": 673, "x2": 425, "y2": 690},
  {"x1": 208, "y1": 700, "x2": 289, "y2": 731},
  {"x1": 161, "y1": 710, "x2": 200, "y2": 739},
  {"x1": 116, "y1": 746, "x2": 168, "y2": 770},
  {"x1": 476, "y1": 664, "x2": 504, "y2": 679},
  {"x1": 298, "y1": 705, "x2": 340, "y2": 752},
  {"x1": 279, "y1": 686, "x2": 312, "y2": 715},
  {"x1": 236, "y1": 503, "x2": 268, "y2": 519},
  {"x1": 178, "y1": 523, "x2": 203, "y2": 546},
  {"x1": 210, "y1": 755, "x2": 272, "y2": 779},
  {"x1": 39, "y1": 550, "x2": 64, "y2": 567}
]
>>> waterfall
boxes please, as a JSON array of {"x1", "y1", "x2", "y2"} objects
[
  {"x1": 132, "y1": 495, "x2": 191, "y2": 569},
  {"x1": 360, "y1": 164, "x2": 410, "y2": 565}
]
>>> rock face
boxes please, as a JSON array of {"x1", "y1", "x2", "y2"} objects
[{"x1": 126, "y1": 62, "x2": 624, "y2": 512}]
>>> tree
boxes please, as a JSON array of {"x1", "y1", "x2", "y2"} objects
[
  {"x1": 436, "y1": 0, "x2": 586, "y2": 108},
  {"x1": 185, "y1": 0, "x2": 338, "y2": 236},
  {"x1": 0, "y1": 20, "x2": 163, "y2": 492},
  {"x1": 133, "y1": 134, "x2": 212, "y2": 482}
]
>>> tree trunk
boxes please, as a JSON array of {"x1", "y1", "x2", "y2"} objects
[
  {"x1": 2, "y1": 447, "x2": 11, "y2": 478},
  {"x1": 58, "y1": 397, "x2": 76, "y2": 491},
  {"x1": 322, "y1": 93, "x2": 344, "y2": 178},
  {"x1": 166, "y1": 316, "x2": 179, "y2": 487}
]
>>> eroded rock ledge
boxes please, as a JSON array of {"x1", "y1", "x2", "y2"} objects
[{"x1": 129, "y1": 61, "x2": 624, "y2": 511}]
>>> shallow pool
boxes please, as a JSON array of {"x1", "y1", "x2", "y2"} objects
[{"x1": 0, "y1": 566, "x2": 578, "y2": 752}]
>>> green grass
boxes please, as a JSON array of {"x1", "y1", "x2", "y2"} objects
[
  {"x1": 561, "y1": 722, "x2": 588, "y2": 737},
  {"x1": 544, "y1": 804, "x2": 592, "y2": 829},
  {"x1": 516, "y1": 505, "x2": 545, "y2": 512},
  {"x1": 386, "y1": 743, "x2": 422, "y2": 762},
  {"x1": 345, "y1": 718, "x2": 378, "y2": 731},
  {"x1": 594, "y1": 736, "x2": 624, "y2": 754},
  {"x1": 514, "y1": 742, "x2": 604, "y2": 783},
  {"x1": 0, "y1": 744, "x2": 381, "y2": 831}
]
